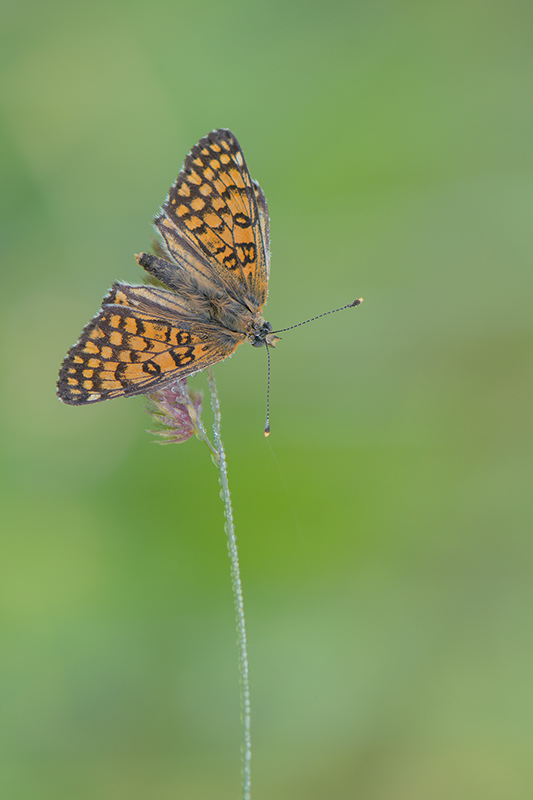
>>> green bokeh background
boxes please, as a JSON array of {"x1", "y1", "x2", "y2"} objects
[{"x1": 1, "y1": 1, "x2": 533, "y2": 797}]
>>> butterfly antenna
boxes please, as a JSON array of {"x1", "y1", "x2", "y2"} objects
[
  {"x1": 264, "y1": 343, "x2": 271, "y2": 437},
  {"x1": 272, "y1": 297, "x2": 363, "y2": 334}
]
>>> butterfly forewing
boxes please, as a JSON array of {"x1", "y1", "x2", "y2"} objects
[
  {"x1": 252, "y1": 179, "x2": 270, "y2": 281},
  {"x1": 157, "y1": 129, "x2": 270, "y2": 311}
]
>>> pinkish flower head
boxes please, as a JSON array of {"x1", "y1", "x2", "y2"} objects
[{"x1": 144, "y1": 379, "x2": 203, "y2": 444}]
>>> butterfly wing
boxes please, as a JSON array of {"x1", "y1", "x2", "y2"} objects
[
  {"x1": 57, "y1": 284, "x2": 243, "y2": 405},
  {"x1": 156, "y1": 129, "x2": 270, "y2": 312}
]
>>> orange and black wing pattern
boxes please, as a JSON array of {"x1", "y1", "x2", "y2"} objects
[
  {"x1": 156, "y1": 129, "x2": 270, "y2": 312},
  {"x1": 57, "y1": 130, "x2": 269, "y2": 406},
  {"x1": 57, "y1": 284, "x2": 243, "y2": 404}
]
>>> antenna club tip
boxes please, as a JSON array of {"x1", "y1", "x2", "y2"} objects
[
  {"x1": 264, "y1": 422, "x2": 270, "y2": 437},
  {"x1": 351, "y1": 297, "x2": 363, "y2": 307}
]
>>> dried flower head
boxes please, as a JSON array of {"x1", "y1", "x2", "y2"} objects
[{"x1": 144, "y1": 379, "x2": 203, "y2": 444}]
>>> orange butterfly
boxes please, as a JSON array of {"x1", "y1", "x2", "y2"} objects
[{"x1": 57, "y1": 129, "x2": 279, "y2": 406}]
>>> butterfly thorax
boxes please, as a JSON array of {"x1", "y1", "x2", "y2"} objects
[{"x1": 209, "y1": 298, "x2": 278, "y2": 348}]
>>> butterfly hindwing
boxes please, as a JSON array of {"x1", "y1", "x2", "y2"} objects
[{"x1": 57, "y1": 284, "x2": 243, "y2": 404}]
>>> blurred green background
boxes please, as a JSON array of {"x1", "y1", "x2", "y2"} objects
[{"x1": 1, "y1": 0, "x2": 533, "y2": 797}]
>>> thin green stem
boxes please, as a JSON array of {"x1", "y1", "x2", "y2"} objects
[{"x1": 207, "y1": 368, "x2": 252, "y2": 800}]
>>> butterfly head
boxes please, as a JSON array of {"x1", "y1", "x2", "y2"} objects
[{"x1": 249, "y1": 319, "x2": 281, "y2": 348}]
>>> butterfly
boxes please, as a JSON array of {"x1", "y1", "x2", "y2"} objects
[{"x1": 57, "y1": 128, "x2": 279, "y2": 407}]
